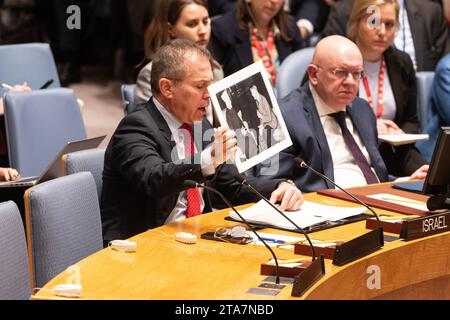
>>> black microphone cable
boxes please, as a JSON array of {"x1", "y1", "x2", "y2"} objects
[
  {"x1": 233, "y1": 173, "x2": 317, "y2": 260},
  {"x1": 183, "y1": 180, "x2": 282, "y2": 284},
  {"x1": 294, "y1": 157, "x2": 382, "y2": 227}
]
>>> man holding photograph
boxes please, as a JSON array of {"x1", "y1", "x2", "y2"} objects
[
  {"x1": 101, "y1": 39, "x2": 303, "y2": 243},
  {"x1": 267, "y1": 35, "x2": 428, "y2": 192}
]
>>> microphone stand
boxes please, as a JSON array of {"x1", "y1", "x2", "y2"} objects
[
  {"x1": 234, "y1": 174, "x2": 317, "y2": 260},
  {"x1": 294, "y1": 158, "x2": 384, "y2": 266},
  {"x1": 233, "y1": 174, "x2": 326, "y2": 297},
  {"x1": 295, "y1": 158, "x2": 382, "y2": 227},
  {"x1": 183, "y1": 180, "x2": 281, "y2": 285}
]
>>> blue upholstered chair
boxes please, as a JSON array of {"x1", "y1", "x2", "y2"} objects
[
  {"x1": 416, "y1": 71, "x2": 435, "y2": 132},
  {"x1": 0, "y1": 201, "x2": 31, "y2": 300},
  {"x1": 121, "y1": 84, "x2": 137, "y2": 115},
  {"x1": 63, "y1": 148, "x2": 106, "y2": 201},
  {"x1": 3, "y1": 88, "x2": 86, "y2": 177},
  {"x1": 24, "y1": 172, "x2": 103, "y2": 289},
  {"x1": 0, "y1": 43, "x2": 60, "y2": 96},
  {"x1": 276, "y1": 47, "x2": 314, "y2": 99}
]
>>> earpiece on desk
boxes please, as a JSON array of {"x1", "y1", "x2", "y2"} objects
[
  {"x1": 109, "y1": 240, "x2": 137, "y2": 253},
  {"x1": 176, "y1": 232, "x2": 197, "y2": 244},
  {"x1": 52, "y1": 284, "x2": 82, "y2": 298}
]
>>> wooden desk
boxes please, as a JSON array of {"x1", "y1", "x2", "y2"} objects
[{"x1": 32, "y1": 184, "x2": 450, "y2": 300}]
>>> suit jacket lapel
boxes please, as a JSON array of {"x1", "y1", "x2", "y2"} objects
[
  {"x1": 145, "y1": 99, "x2": 176, "y2": 153},
  {"x1": 384, "y1": 48, "x2": 404, "y2": 119},
  {"x1": 303, "y1": 86, "x2": 335, "y2": 187}
]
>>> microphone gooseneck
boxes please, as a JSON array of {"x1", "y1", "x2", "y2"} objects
[
  {"x1": 294, "y1": 158, "x2": 382, "y2": 227},
  {"x1": 183, "y1": 180, "x2": 281, "y2": 285},
  {"x1": 234, "y1": 173, "x2": 317, "y2": 260}
]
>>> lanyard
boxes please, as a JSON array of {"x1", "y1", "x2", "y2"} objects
[
  {"x1": 362, "y1": 56, "x2": 385, "y2": 119},
  {"x1": 250, "y1": 26, "x2": 276, "y2": 85}
]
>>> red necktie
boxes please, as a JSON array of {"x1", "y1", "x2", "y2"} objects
[{"x1": 180, "y1": 123, "x2": 201, "y2": 218}]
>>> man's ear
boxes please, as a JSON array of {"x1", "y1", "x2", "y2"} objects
[
  {"x1": 307, "y1": 64, "x2": 319, "y2": 86},
  {"x1": 159, "y1": 78, "x2": 173, "y2": 99}
]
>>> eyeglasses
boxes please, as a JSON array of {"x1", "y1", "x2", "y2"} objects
[{"x1": 314, "y1": 65, "x2": 364, "y2": 81}]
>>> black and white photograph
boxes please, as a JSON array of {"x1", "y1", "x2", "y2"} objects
[{"x1": 209, "y1": 61, "x2": 292, "y2": 173}]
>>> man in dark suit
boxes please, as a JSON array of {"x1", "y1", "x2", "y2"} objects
[
  {"x1": 264, "y1": 35, "x2": 428, "y2": 193},
  {"x1": 321, "y1": 0, "x2": 450, "y2": 71},
  {"x1": 289, "y1": 0, "x2": 331, "y2": 39},
  {"x1": 101, "y1": 39, "x2": 303, "y2": 243}
]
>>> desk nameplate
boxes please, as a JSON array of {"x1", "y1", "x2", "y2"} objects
[{"x1": 400, "y1": 211, "x2": 450, "y2": 241}]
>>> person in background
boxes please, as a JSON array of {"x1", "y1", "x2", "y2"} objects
[
  {"x1": 321, "y1": 0, "x2": 450, "y2": 72},
  {"x1": 262, "y1": 35, "x2": 428, "y2": 193},
  {"x1": 135, "y1": 0, "x2": 223, "y2": 110},
  {"x1": 347, "y1": 0, "x2": 427, "y2": 177},
  {"x1": 0, "y1": 82, "x2": 28, "y2": 179},
  {"x1": 210, "y1": 0, "x2": 305, "y2": 84},
  {"x1": 287, "y1": 0, "x2": 332, "y2": 41},
  {"x1": 417, "y1": 53, "x2": 450, "y2": 161},
  {"x1": 101, "y1": 39, "x2": 303, "y2": 243},
  {"x1": 208, "y1": 0, "x2": 236, "y2": 17}
]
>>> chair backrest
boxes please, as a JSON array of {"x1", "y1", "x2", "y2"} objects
[
  {"x1": 121, "y1": 84, "x2": 137, "y2": 115},
  {"x1": 0, "y1": 201, "x2": 31, "y2": 300},
  {"x1": 0, "y1": 43, "x2": 60, "y2": 96},
  {"x1": 276, "y1": 47, "x2": 314, "y2": 99},
  {"x1": 63, "y1": 148, "x2": 106, "y2": 200},
  {"x1": 24, "y1": 172, "x2": 103, "y2": 289},
  {"x1": 3, "y1": 88, "x2": 87, "y2": 177},
  {"x1": 416, "y1": 71, "x2": 435, "y2": 132}
]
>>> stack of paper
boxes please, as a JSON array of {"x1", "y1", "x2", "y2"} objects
[
  {"x1": 229, "y1": 200, "x2": 367, "y2": 230},
  {"x1": 378, "y1": 134, "x2": 429, "y2": 146}
]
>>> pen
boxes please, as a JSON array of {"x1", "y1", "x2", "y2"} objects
[
  {"x1": 381, "y1": 197, "x2": 425, "y2": 205},
  {"x1": 259, "y1": 237, "x2": 286, "y2": 244}
]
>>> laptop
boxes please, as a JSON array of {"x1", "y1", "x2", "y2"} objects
[{"x1": 0, "y1": 135, "x2": 106, "y2": 188}]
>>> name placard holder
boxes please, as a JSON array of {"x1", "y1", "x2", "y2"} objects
[
  {"x1": 332, "y1": 227, "x2": 384, "y2": 266},
  {"x1": 400, "y1": 211, "x2": 450, "y2": 241},
  {"x1": 291, "y1": 255, "x2": 325, "y2": 297}
]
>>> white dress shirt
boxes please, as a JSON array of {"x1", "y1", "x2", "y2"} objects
[
  {"x1": 152, "y1": 97, "x2": 214, "y2": 224},
  {"x1": 394, "y1": 0, "x2": 417, "y2": 70},
  {"x1": 310, "y1": 84, "x2": 379, "y2": 188}
]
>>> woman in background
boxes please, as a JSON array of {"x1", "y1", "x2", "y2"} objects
[
  {"x1": 348, "y1": 0, "x2": 427, "y2": 177},
  {"x1": 210, "y1": 0, "x2": 305, "y2": 85},
  {"x1": 135, "y1": 0, "x2": 223, "y2": 112}
]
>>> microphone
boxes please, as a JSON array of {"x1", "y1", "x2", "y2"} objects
[
  {"x1": 183, "y1": 180, "x2": 282, "y2": 285},
  {"x1": 233, "y1": 173, "x2": 317, "y2": 260},
  {"x1": 293, "y1": 158, "x2": 384, "y2": 267},
  {"x1": 294, "y1": 157, "x2": 382, "y2": 227}
]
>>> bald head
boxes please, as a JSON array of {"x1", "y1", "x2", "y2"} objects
[
  {"x1": 313, "y1": 35, "x2": 363, "y2": 68},
  {"x1": 308, "y1": 35, "x2": 364, "y2": 111}
]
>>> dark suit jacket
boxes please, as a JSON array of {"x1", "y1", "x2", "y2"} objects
[
  {"x1": 208, "y1": 0, "x2": 236, "y2": 17},
  {"x1": 384, "y1": 46, "x2": 419, "y2": 134},
  {"x1": 321, "y1": 0, "x2": 450, "y2": 71},
  {"x1": 100, "y1": 99, "x2": 282, "y2": 241},
  {"x1": 267, "y1": 84, "x2": 389, "y2": 193},
  {"x1": 210, "y1": 9, "x2": 306, "y2": 77},
  {"x1": 290, "y1": 0, "x2": 330, "y2": 32},
  {"x1": 380, "y1": 47, "x2": 428, "y2": 176}
]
